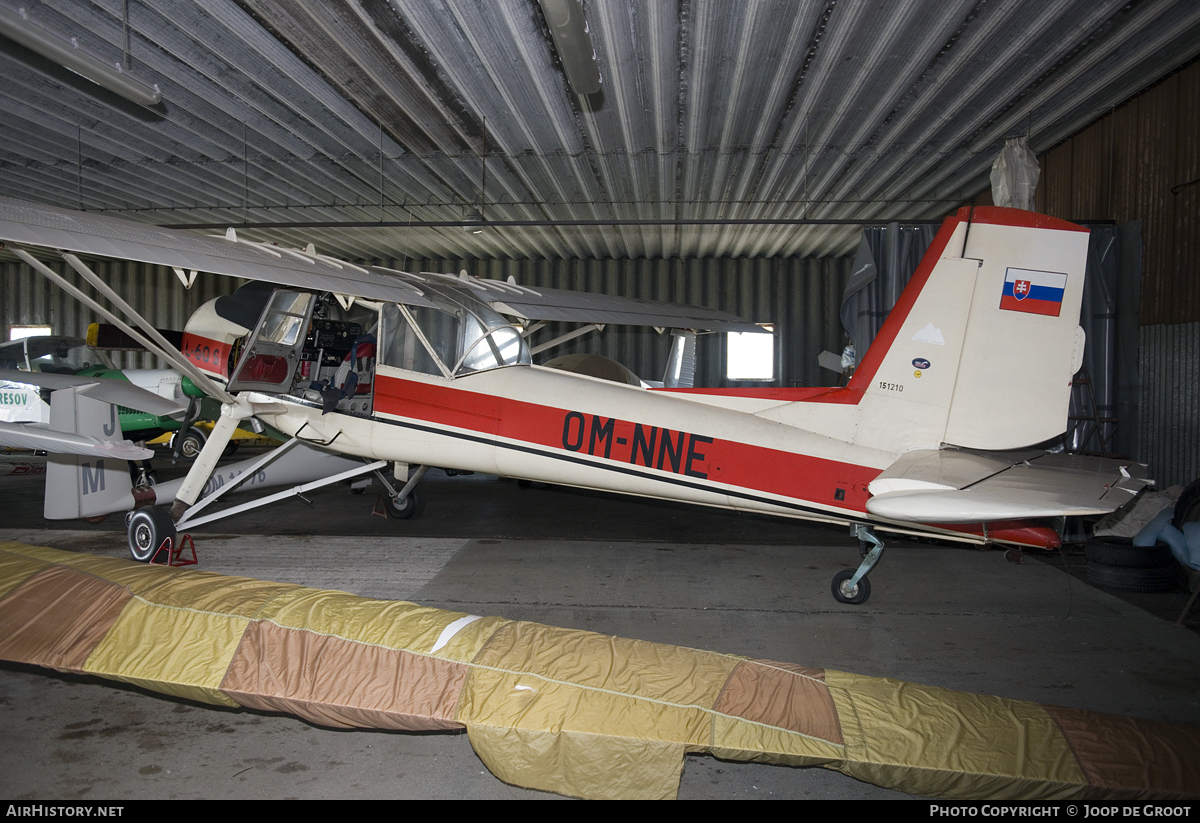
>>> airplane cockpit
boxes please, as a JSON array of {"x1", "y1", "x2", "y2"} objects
[
  {"x1": 223, "y1": 282, "x2": 530, "y2": 415},
  {"x1": 0, "y1": 335, "x2": 115, "y2": 375}
]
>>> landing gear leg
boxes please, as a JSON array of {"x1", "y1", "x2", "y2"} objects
[
  {"x1": 376, "y1": 464, "x2": 429, "y2": 520},
  {"x1": 832, "y1": 524, "x2": 884, "y2": 605}
]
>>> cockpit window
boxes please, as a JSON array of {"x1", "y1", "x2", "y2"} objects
[
  {"x1": 258, "y1": 291, "x2": 313, "y2": 347},
  {"x1": 380, "y1": 284, "x2": 530, "y2": 377},
  {"x1": 20, "y1": 337, "x2": 114, "y2": 374},
  {"x1": 458, "y1": 325, "x2": 527, "y2": 373}
]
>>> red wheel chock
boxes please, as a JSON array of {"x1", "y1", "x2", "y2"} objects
[{"x1": 149, "y1": 534, "x2": 197, "y2": 567}]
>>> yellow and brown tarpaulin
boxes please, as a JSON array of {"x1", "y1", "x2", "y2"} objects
[{"x1": 0, "y1": 540, "x2": 1196, "y2": 800}]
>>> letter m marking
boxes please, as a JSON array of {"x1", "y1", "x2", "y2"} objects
[{"x1": 81, "y1": 460, "x2": 105, "y2": 495}]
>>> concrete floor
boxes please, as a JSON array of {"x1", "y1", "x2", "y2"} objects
[{"x1": 1, "y1": 463, "x2": 1199, "y2": 800}]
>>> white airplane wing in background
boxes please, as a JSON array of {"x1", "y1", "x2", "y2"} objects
[
  {"x1": 0, "y1": 370, "x2": 184, "y2": 460},
  {"x1": 0, "y1": 421, "x2": 151, "y2": 460},
  {"x1": 0, "y1": 369, "x2": 186, "y2": 418}
]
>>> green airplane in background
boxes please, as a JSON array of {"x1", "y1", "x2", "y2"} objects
[{"x1": 0, "y1": 334, "x2": 218, "y2": 457}]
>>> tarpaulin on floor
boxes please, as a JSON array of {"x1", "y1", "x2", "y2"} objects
[{"x1": 0, "y1": 540, "x2": 1196, "y2": 800}]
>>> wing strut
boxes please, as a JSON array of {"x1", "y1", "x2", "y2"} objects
[
  {"x1": 10, "y1": 248, "x2": 234, "y2": 405},
  {"x1": 59, "y1": 253, "x2": 236, "y2": 404}
]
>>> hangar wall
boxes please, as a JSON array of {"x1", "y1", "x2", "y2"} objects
[
  {"x1": 0, "y1": 258, "x2": 242, "y2": 370},
  {"x1": 974, "y1": 59, "x2": 1200, "y2": 487}
]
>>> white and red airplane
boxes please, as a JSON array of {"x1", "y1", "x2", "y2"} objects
[{"x1": 0, "y1": 197, "x2": 1149, "y2": 602}]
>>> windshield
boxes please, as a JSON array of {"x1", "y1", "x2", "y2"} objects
[{"x1": 9, "y1": 337, "x2": 115, "y2": 374}]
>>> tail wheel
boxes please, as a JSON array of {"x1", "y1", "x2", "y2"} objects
[
  {"x1": 832, "y1": 569, "x2": 871, "y2": 604},
  {"x1": 127, "y1": 507, "x2": 177, "y2": 563}
]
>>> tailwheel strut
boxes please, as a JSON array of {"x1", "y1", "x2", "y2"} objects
[{"x1": 832, "y1": 524, "x2": 884, "y2": 605}]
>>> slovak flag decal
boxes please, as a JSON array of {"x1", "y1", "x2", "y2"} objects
[{"x1": 1000, "y1": 267, "x2": 1067, "y2": 317}]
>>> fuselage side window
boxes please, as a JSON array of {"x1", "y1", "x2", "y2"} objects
[
  {"x1": 379, "y1": 287, "x2": 531, "y2": 379},
  {"x1": 380, "y1": 303, "x2": 455, "y2": 377}
]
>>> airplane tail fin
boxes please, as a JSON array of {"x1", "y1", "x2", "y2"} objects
[
  {"x1": 44, "y1": 389, "x2": 135, "y2": 520},
  {"x1": 850, "y1": 207, "x2": 1090, "y2": 451}
]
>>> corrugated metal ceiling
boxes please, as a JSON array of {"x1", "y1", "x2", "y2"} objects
[{"x1": 0, "y1": 0, "x2": 1197, "y2": 261}]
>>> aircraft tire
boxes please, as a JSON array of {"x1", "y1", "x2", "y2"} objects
[
  {"x1": 127, "y1": 507, "x2": 177, "y2": 563},
  {"x1": 1086, "y1": 560, "x2": 1176, "y2": 593},
  {"x1": 385, "y1": 490, "x2": 425, "y2": 520},
  {"x1": 172, "y1": 427, "x2": 206, "y2": 461},
  {"x1": 1084, "y1": 536, "x2": 1174, "y2": 568},
  {"x1": 831, "y1": 570, "x2": 870, "y2": 605}
]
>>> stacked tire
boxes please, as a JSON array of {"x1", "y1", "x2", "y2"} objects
[{"x1": 1084, "y1": 536, "x2": 1176, "y2": 592}]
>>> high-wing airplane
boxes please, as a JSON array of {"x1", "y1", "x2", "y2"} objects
[{"x1": 0, "y1": 196, "x2": 1150, "y2": 602}]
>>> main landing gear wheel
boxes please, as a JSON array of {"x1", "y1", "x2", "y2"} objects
[
  {"x1": 831, "y1": 569, "x2": 871, "y2": 604},
  {"x1": 172, "y1": 426, "x2": 206, "y2": 460},
  {"x1": 126, "y1": 507, "x2": 177, "y2": 563},
  {"x1": 173, "y1": 427, "x2": 238, "y2": 461},
  {"x1": 385, "y1": 490, "x2": 425, "y2": 520}
]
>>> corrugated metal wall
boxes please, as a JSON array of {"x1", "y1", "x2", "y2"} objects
[
  {"x1": 1038, "y1": 65, "x2": 1199, "y2": 326},
  {"x1": 0, "y1": 259, "x2": 242, "y2": 370},
  {"x1": 389, "y1": 256, "x2": 851, "y2": 388},
  {"x1": 2, "y1": 254, "x2": 850, "y2": 388},
  {"x1": 1140, "y1": 323, "x2": 1200, "y2": 489}
]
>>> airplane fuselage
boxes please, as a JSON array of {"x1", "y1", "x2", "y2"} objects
[{"x1": 253, "y1": 363, "x2": 1038, "y2": 547}]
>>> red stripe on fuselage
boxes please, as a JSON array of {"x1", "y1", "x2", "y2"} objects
[
  {"x1": 373, "y1": 373, "x2": 878, "y2": 513},
  {"x1": 181, "y1": 332, "x2": 229, "y2": 378}
]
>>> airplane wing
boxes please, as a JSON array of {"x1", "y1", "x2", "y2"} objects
[
  {"x1": 0, "y1": 369, "x2": 186, "y2": 417},
  {"x1": 456, "y1": 276, "x2": 763, "y2": 332},
  {"x1": 866, "y1": 448, "x2": 1152, "y2": 523},
  {"x1": 0, "y1": 196, "x2": 754, "y2": 331},
  {"x1": 0, "y1": 421, "x2": 151, "y2": 460},
  {"x1": 0, "y1": 197, "x2": 435, "y2": 308}
]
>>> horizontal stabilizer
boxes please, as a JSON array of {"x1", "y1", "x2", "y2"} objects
[
  {"x1": 0, "y1": 369, "x2": 185, "y2": 416},
  {"x1": 0, "y1": 421, "x2": 151, "y2": 460},
  {"x1": 867, "y1": 448, "x2": 1151, "y2": 523}
]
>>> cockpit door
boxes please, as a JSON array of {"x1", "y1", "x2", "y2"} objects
[{"x1": 227, "y1": 290, "x2": 315, "y2": 393}]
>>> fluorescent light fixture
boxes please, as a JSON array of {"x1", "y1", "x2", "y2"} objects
[
  {"x1": 0, "y1": 1, "x2": 161, "y2": 106},
  {"x1": 462, "y1": 209, "x2": 484, "y2": 233},
  {"x1": 537, "y1": 0, "x2": 601, "y2": 95}
]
